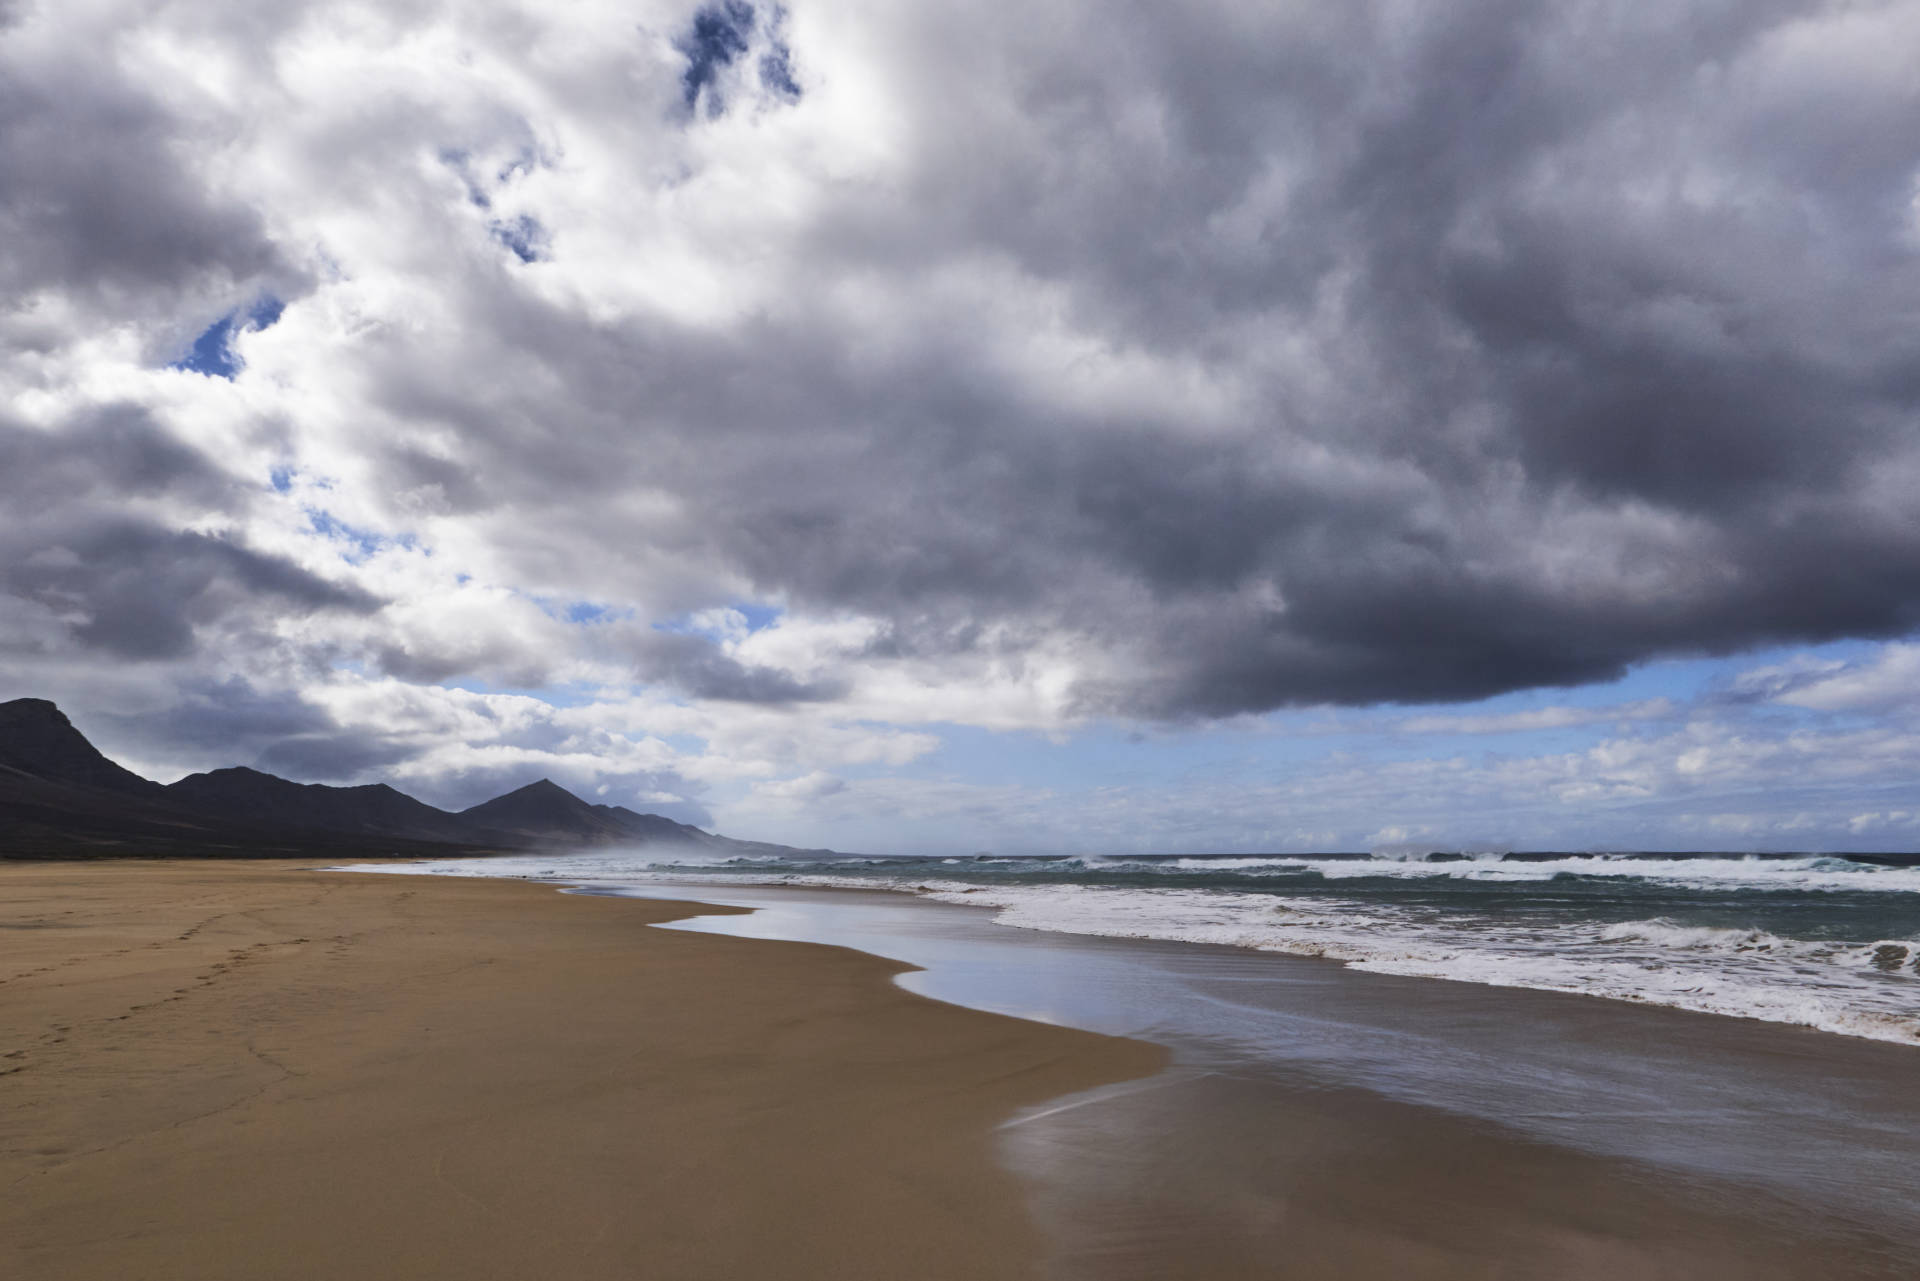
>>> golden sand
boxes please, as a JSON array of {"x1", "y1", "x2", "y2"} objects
[{"x1": 0, "y1": 861, "x2": 1163, "y2": 1281}]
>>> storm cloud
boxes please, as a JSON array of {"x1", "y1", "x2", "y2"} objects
[
  {"x1": 0, "y1": 406, "x2": 379, "y2": 661},
  {"x1": 3, "y1": 0, "x2": 1918, "y2": 830}
]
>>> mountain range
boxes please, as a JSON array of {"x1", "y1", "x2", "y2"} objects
[{"x1": 0, "y1": 697, "x2": 826, "y2": 861}]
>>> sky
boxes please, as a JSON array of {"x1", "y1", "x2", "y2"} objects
[{"x1": 4, "y1": 0, "x2": 1920, "y2": 854}]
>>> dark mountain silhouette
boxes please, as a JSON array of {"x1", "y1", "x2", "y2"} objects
[
  {"x1": 0, "y1": 763, "x2": 230, "y2": 856},
  {"x1": 0, "y1": 698, "x2": 247, "y2": 857},
  {"x1": 0, "y1": 697, "x2": 828, "y2": 861},
  {"x1": 603, "y1": 803, "x2": 723, "y2": 844},
  {"x1": 455, "y1": 779, "x2": 802, "y2": 855},
  {"x1": 459, "y1": 779, "x2": 658, "y2": 844},
  {"x1": 167, "y1": 767, "x2": 500, "y2": 844},
  {"x1": 0, "y1": 698, "x2": 167, "y2": 798}
]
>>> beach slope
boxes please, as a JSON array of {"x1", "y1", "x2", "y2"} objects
[{"x1": 0, "y1": 861, "x2": 1164, "y2": 1281}]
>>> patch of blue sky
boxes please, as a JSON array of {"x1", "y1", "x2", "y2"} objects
[
  {"x1": 443, "y1": 678, "x2": 602, "y2": 710},
  {"x1": 170, "y1": 296, "x2": 284, "y2": 379},
  {"x1": 443, "y1": 146, "x2": 543, "y2": 210},
  {"x1": 889, "y1": 721, "x2": 1315, "y2": 798},
  {"x1": 654, "y1": 602, "x2": 784, "y2": 638},
  {"x1": 732, "y1": 602, "x2": 783, "y2": 631},
  {"x1": 905, "y1": 706, "x2": 1564, "y2": 795},
  {"x1": 268, "y1": 465, "x2": 295, "y2": 494},
  {"x1": 676, "y1": 2, "x2": 800, "y2": 115},
  {"x1": 306, "y1": 509, "x2": 406, "y2": 563},
  {"x1": 489, "y1": 214, "x2": 548, "y2": 263},
  {"x1": 679, "y1": 1, "x2": 755, "y2": 111},
  {"x1": 1326, "y1": 642, "x2": 1895, "y2": 763},
  {"x1": 759, "y1": 40, "x2": 800, "y2": 99},
  {"x1": 879, "y1": 639, "x2": 1908, "y2": 801},
  {"x1": 525, "y1": 596, "x2": 633, "y2": 626}
]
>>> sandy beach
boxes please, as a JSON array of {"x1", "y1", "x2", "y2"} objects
[
  {"x1": 7, "y1": 861, "x2": 1916, "y2": 1281},
  {"x1": 0, "y1": 861, "x2": 1162, "y2": 1281}
]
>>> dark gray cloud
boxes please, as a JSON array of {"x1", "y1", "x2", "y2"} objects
[
  {"x1": 649, "y1": 0, "x2": 1920, "y2": 716},
  {"x1": 619, "y1": 630, "x2": 848, "y2": 703},
  {"x1": 90, "y1": 678, "x2": 342, "y2": 776},
  {"x1": 0, "y1": 50, "x2": 284, "y2": 317},
  {"x1": 0, "y1": 404, "x2": 232, "y2": 511},
  {"x1": 255, "y1": 729, "x2": 436, "y2": 785},
  {"x1": 0, "y1": 408, "x2": 381, "y2": 661},
  {"x1": 373, "y1": 609, "x2": 847, "y2": 704},
  {"x1": 7, "y1": 0, "x2": 1920, "y2": 769}
]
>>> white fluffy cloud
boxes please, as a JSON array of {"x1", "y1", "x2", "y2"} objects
[{"x1": 5, "y1": 1, "x2": 1920, "y2": 847}]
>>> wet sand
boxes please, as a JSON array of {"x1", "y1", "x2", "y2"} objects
[
  {"x1": 1011, "y1": 1068, "x2": 1916, "y2": 1281},
  {"x1": 634, "y1": 880, "x2": 1920, "y2": 1280},
  {"x1": 0, "y1": 861, "x2": 1163, "y2": 1281}
]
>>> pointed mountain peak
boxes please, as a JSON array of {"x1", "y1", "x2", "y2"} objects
[
  {"x1": 0, "y1": 698, "x2": 162, "y2": 796},
  {"x1": 465, "y1": 777, "x2": 592, "y2": 810},
  {"x1": 458, "y1": 777, "x2": 645, "y2": 844}
]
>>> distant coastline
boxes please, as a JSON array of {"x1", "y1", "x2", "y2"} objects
[{"x1": 0, "y1": 697, "x2": 829, "y2": 861}]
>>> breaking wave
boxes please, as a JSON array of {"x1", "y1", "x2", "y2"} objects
[{"x1": 339, "y1": 847, "x2": 1920, "y2": 1046}]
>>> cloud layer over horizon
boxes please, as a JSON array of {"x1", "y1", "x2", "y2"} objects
[{"x1": 4, "y1": 0, "x2": 1919, "y2": 848}]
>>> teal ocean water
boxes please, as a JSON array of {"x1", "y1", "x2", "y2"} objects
[{"x1": 356, "y1": 848, "x2": 1920, "y2": 1045}]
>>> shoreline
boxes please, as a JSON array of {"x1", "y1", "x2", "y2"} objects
[
  {"x1": 9, "y1": 859, "x2": 1917, "y2": 1280},
  {"x1": 0, "y1": 860, "x2": 1164, "y2": 1281},
  {"x1": 353, "y1": 848, "x2": 1920, "y2": 1049},
  {"x1": 614, "y1": 878, "x2": 1920, "y2": 1277}
]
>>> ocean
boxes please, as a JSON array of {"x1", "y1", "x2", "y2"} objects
[{"x1": 359, "y1": 848, "x2": 1920, "y2": 1046}]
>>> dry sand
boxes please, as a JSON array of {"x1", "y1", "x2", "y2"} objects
[{"x1": 0, "y1": 861, "x2": 1164, "y2": 1281}]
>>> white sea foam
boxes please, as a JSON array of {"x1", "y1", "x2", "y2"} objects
[
  {"x1": 895, "y1": 884, "x2": 1920, "y2": 1046},
  {"x1": 707, "y1": 871, "x2": 1920, "y2": 1046},
  {"x1": 1274, "y1": 854, "x2": 1920, "y2": 892},
  {"x1": 930, "y1": 852, "x2": 1920, "y2": 893},
  {"x1": 1165, "y1": 857, "x2": 1314, "y2": 871},
  {"x1": 334, "y1": 849, "x2": 1920, "y2": 1046},
  {"x1": 333, "y1": 848, "x2": 789, "y2": 881},
  {"x1": 339, "y1": 849, "x2": 1920, "y2": 893}
]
